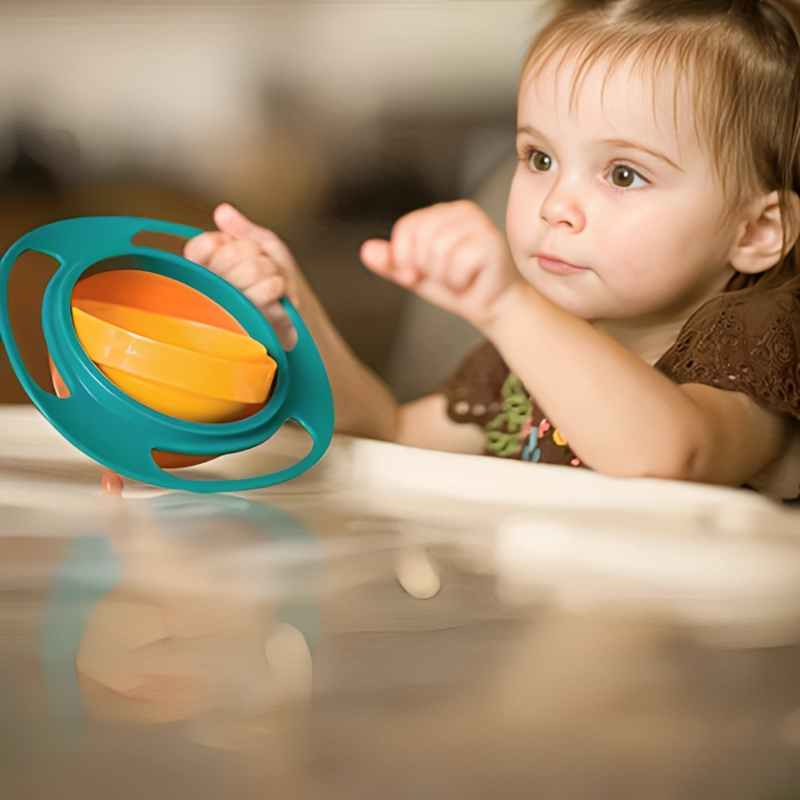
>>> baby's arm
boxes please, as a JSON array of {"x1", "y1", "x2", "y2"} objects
[
  {"x1": 486, "y1": 282, "x2": 789, "y2": 484},
  {"x1": 185, "y1": 205, "x2": 483, "y2": 453},
  {"x1": 362, "y1": 200, "x2": 789, "y2": 484}
]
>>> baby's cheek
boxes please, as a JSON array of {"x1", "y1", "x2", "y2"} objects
[
  {"x1": 599, "y1": 234, "x2": 653, "y2": 284},
  {"x1": 600, "y1": 245, "x2": 680, "y2": 308},
  {"x1": 505, "y1": 184, "x2": 536, "y2": 248},
  {"x1": 504, "y1": 226, "x2": 528, "y2": 273}
]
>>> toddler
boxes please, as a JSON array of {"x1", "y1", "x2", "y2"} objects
[{"x1": 185, "y1": 0, "x2": 800, "y2": 498}]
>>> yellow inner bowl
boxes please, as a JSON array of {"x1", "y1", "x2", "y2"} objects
[
  {"x1": 71, "y1": 299, "x2": 276, "y2": 424},
  {"x1": 73, "y1": 299, "x2": 269, "y2": 362}
]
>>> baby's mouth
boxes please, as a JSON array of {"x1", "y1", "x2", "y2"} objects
[{"x1": 536, "y1": 254, "x2": 588, "y2": 276}]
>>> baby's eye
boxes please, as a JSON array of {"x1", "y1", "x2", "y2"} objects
[
  {"x1": 527, "y1": 149, "x2": 553, "y2": 172},
  {"x1": 607, "y1": 164, "x2": 647, "y2": 189}
]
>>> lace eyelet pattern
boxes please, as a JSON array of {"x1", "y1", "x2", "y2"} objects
[{"x1": 656, "y1": 289, "x2": 800, "y2": 417}]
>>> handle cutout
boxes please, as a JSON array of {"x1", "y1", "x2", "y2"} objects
[
  {"x1": 131, "y1": 230, "x2": 191, "y2": 257},
  {"x1": 152, "y1": 419, "x2": 314, "y2": 483},
  {"x1": 5, "y1": 250, "x2": 63, "y2": 398}
]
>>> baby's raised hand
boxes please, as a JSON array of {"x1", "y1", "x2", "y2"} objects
[
  {"x1": 184, "y1": 204, "x2": 303, "y2": 349},
  {"x1": 360, "y1": 200, "x2": 519, "y2": 330}
]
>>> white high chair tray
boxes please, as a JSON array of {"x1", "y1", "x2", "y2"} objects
[{"x1": 1, "y1": 403, "x2": 799, "y2": 647}]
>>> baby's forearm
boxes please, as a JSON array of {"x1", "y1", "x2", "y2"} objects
[
  {"x1": 293, "y1": 286, "x2": 400, "y2": 442},
  {"x1": 483, "y1": 282, "x2": 713, "y2": 479}
]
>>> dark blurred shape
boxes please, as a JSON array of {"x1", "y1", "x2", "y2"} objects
[
  {"x1": 329, "y1": 161, "x2": 437, "y2": 229},
  {"x1": 0, "y1": 146, "x2": 61, "y2": 196}
]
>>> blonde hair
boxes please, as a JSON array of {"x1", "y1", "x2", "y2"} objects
[{"x1": 522, "y1": 0, "x2": 800, "y2": 291}]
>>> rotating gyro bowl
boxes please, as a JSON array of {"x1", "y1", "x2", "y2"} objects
[{"x1": 0, "y1": 217, "x2": 334, "y2": 492}]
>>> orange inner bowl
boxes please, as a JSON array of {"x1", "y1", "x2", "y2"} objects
[{"x1": 50, "y1": 270, "x2": 276, "y2": 470}]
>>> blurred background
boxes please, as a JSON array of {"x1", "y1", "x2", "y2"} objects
[{"x1": 0, "y1": 0, "x2": 543, "y2": 405}]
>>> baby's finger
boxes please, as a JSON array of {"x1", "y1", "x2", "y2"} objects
[
  {"x1": 394, "y1": 204, "x2": 468, "y2": 285},
  {"x1": 183, "y1": 231, "x2": 233, "y2": 266},
  {"x1": 261, "y1": 300, "x2": 298, "y2": 351},
  {"x1": 214, "y1": 203, "x2": 266, "y2": 242},
  {"x1": 442, "y1": 242, "x2": 482, "y2": 293},
  {"x1": 363, "y1": 237, "x2": 420, "y2": 286},
  {"x1": 223, "y1": 255, "x2": 281, "y2": 293},
  {"x1": 214, "y1": 204, "x2": 299, "y2": 273},
  {"x1": 364, "y1": 238, "x2": 420, "y2": 286},
  {"x1": 206, "y1": 238, "x2": 265, "y2": 278},
  {"x1": 387, "y1": 219, "x2": 425, "y2": 286},
  {"x1": 360, "y1": 239, "x2": 391, "y2": 274},
  {"x1": 242, "y1": 274, "x2": 286, "y2": 309},
  {"x1": 420, "y1": 226, "x2": 471, "y2": 286}
]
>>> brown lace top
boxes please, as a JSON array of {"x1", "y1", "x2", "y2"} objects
[{"x1": 439, "y1": 287, "x2": 800, "y2": 483}]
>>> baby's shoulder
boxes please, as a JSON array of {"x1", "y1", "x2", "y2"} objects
[
  {"x1": 656, "y1": 285, "x2": 800, "y2": 417},
  {"x1": 684, "y1": 285, "x2": 799, "y2": 332},
  {"x1": 663, "y1": 284, "x2": 800, "y2": 358}
]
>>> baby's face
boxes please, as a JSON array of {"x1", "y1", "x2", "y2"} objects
[{"x1": 507, "y1": 54, "x2": 742, "y2": 323}]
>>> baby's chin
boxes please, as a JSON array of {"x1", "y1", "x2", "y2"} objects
[
  {"x1": 526, "y1": 276, "x2": 614, "y2": 320},
  {"x1": 526, "y1": 270, "x2": 673, "y2": 322}
]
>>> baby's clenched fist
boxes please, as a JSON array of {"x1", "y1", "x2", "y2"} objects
[{"x1": 360, "y1": 200, "x2": 520, "y2": 331}]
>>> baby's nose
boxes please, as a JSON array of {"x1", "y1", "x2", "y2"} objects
[{"x1": 539, "y1": 178, "x2": 586, "y2": 232}]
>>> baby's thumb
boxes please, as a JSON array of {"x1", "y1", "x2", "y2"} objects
[{"x1": 360, "y1": 239, "x2": 391, "y2": 274}]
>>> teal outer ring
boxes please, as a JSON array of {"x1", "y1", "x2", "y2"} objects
[{"x1": 0, "y1": 216, "x2": 334, "y2": 492}]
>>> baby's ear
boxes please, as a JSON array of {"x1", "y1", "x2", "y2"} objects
[{"x1": 729, "y1": 189, "x2": 800, "y2": 274}]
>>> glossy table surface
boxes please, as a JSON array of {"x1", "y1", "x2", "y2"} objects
[{"x1": 1, "y1": 405, "x2": 800, "y2": 800}]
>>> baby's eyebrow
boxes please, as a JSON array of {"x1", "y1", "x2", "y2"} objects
[
  {"x1": 596, "y1": 138, "x2": 683, "y2": 172},
  {"x1": 516, "y1": 124, "x2": 544, "y2": 139}
]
